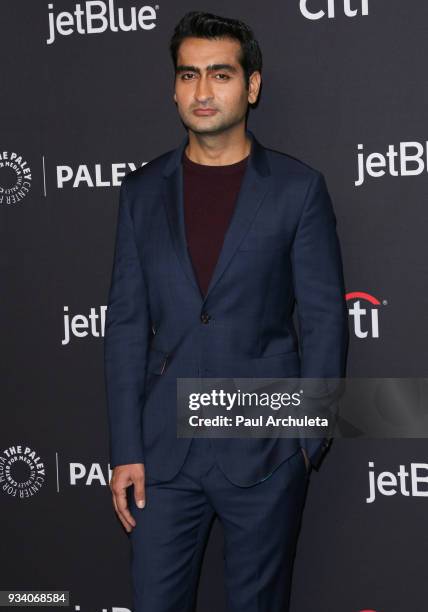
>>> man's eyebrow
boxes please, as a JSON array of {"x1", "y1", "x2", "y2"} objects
[{"x1": 175, "y1": 64, "x2": 238, "y2": 74}]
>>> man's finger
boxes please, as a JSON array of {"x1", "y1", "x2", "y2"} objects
[
  {"x1": 111, "y1": 493, "x2": 130, "y2": 532},
  {"x1": 133, "y1": 478, "x2": 146, "y2": 509},
  {"x1": 112, "y1": 493, "x2": 132, "y2": 532},
  {"x1": 116, "y1": 488, "x2": 136, "y2": 527},
  {"x1": 114, "y1": 488, "x2": 136, "y2": 531}
]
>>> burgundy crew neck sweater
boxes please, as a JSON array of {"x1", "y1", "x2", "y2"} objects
[{"x1": 182, "y1": 149, "x2": 249, "y2": 297}]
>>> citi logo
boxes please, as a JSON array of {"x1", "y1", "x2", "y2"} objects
[
  {"x1": 346, "y1": 291, "x2": 385, "y2": 339},
  {"x1": 367, "y1": 461, "x2": 428, "y2": 503},
  {"x1": 47, "y1": 1, "x2": 159, "y2": 45},
  {"x1": 356, "y1": 141, "x2": 428, "y2": 186},
  {"x1": 300, "y1": 0, "x2": 369, "y2": 20}
]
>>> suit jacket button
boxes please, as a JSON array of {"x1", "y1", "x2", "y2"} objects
[{"x1": 200, "y1": 312, "x2": 211, "y2": 324}]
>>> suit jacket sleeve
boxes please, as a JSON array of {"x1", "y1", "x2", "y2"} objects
[
  {"x1": 104, "y1": 176, "x2": 150, "y2": 469},
  {"x1": 290, "y1": 171, "x2": 349, "y2": 467}
]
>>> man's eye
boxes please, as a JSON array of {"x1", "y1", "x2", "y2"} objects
[
  {"x1": 215, "y1": 73, "x2": 230, "y2": 80},
  {"x1": 181, "y1": 73, "x2": 195, "y2": 80}
]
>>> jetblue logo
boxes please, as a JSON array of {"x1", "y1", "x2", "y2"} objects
[
  {"x1": 62, "y1": 305, "x2": 106, "y2": 345},
  {"x1": 47, "y1": 1, "x2": 159, "y2": 45},
  {"x1": 367, "y1": 461, "x2": 428, "y2": 503},
  {"x1": 355, "y1": 141, "x2": 428, "y2": 186}
]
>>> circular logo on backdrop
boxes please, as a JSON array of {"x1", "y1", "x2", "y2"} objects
[
  {"x1": 0, "y1": 151, "x2": 32, "y2": 205},
  {"x1": 0, "y1": 445, "x2": 46, "y2": 498}
]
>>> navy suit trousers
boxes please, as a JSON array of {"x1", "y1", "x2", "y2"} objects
[{"x1": 126, "y1": 438, "x2": 311, "y2": 612}]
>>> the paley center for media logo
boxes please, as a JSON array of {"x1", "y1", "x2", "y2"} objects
[
  {"x1": 47, "y1": 1, "x2": 159, "y2": 45},
  {"x1": 0, "y1": 445, "x2": 46, "y2": 498},
  {"x1": 0, "y1": 443, "x2": 114, "y2": 498},
  {"x1": 0, "y1": 150, "x2": 32, "y2": 206}
]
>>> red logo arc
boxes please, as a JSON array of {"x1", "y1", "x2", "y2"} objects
[{"x1": 345, "y1": 291, "x2": 380, "y2": 305}]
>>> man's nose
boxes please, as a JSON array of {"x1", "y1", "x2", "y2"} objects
[{"x1": 195, "y1": 75, "x2": 214, "y2": 102}]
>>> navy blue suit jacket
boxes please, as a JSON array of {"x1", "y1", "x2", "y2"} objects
[{"x1": 104, "y1": 129, "x2": 349, "y2": 485}]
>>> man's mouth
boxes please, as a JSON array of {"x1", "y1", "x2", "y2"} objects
[{"x1": 193, "y1": 108, "x2": 218, "y2": 116}]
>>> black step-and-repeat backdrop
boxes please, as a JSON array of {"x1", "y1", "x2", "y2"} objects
[{"x1": 2, "y1": 2, "x2": 428, "y2": 611}]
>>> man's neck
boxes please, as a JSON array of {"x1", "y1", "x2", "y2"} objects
[{"x1": 185, "y1": 127, "x2": 251, "y2": 166}]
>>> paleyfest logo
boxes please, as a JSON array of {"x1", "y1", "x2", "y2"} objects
[
  {"x1": 0, "y1": 151, "x2": 32, "y2": 205},
  {"x1": 0, "y1": 445, "x2": 46, "y2": 498},
  {"x1": 47, "y1": 1, "x2": 159, "y2": 45}
]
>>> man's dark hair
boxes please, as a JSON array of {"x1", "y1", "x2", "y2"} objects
[{"x1": 169, "y1": 11, "x2": 263, "y2": 89}]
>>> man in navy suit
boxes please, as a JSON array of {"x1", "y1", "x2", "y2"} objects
[{"x1": 104, "y1": 10, "x2": 348, "y2": 612}]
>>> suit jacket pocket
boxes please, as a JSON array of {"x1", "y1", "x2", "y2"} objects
[
  {"x1": 254, "y1": 351, "x2": 300, "y2": 378},
  {"x1": 146, "y1": 348, "x2": 169, "y2": 375}
]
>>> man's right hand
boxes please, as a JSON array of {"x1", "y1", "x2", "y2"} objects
[{"x1": 110, "y1": 463, "x2": 145, "y2": 533}]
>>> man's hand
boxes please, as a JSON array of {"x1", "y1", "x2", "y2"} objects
[
  {"x1": 110, "y1": 463, "x2": 145, "y2": 533},
  {"x1": 301, "y1": 447, "x2": 311, "y2": 473}
]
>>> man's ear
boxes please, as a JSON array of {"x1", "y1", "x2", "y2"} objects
[
  {"x1": 248, "y1": 71, "x2": 261, "y2": 105},
  {"x1": 173, "y1": 92, "x2": 177, "y2": 103}
]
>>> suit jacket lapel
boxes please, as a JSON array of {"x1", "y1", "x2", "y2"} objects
[
  {"x1": 162, "y1": 129, "x2": 272, "y2": 304},
  {"x1": 162, "y1": 160, "x2": 203, "y2": 300}
]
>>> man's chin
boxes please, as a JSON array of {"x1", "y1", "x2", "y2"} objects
[
  {"x1": 182, "y1": 117, "x2": 234, "y2": 137},
  {"x1": 187, "y1": 123, "x2": 226, "y2": 136}
]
